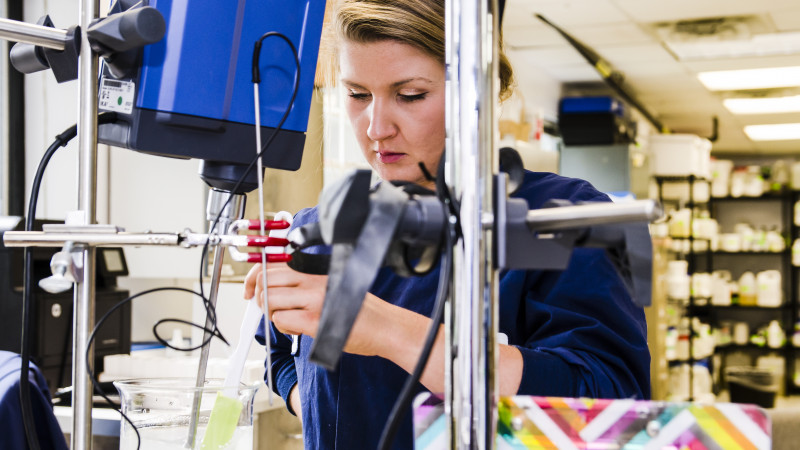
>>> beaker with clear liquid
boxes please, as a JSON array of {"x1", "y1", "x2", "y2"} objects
[{"x1": 114, "y1": 378, "x2": 259, "y2": 450}]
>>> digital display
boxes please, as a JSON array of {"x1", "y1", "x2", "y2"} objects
[{"x1": 102, "y1": 249, "x2": 125, "y2": 273}]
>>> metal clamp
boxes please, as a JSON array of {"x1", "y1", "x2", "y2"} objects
[{"x1": 225, "y1": 219, "x2": 292, "y2": 263}]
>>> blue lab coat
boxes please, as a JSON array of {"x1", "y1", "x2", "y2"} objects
[
  {"x1": 0, "y1": 351, "x2": 68, "y2": 449},
  {"x1": 256, "y1": 171, "x2": 651, "y2": 449}
]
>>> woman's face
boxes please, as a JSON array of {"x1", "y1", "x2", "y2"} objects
[{"x1": 339, "y1": 39, "x2": 445, "y2": 189}]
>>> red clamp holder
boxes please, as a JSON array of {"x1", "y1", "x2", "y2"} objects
[{"x1": 226, "y1": 219, "x2": 292, "y2": 263}]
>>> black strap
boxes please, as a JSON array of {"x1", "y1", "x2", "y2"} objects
[{"x1": 308, "y1": 183, "x2": 409, "y2": 370}]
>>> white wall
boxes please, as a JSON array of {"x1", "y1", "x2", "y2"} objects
[
  {"x1": 501, "y1": 58, "x2": 562, "y2": 129},
  {"x1": 23, "y1": 1, "x2": 82, "y2": 221}
]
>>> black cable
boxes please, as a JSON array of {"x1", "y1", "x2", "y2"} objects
[
  {"x1": 377, "y1": 181, "x2": 459, "y2": 450},
  {"x1": 195, "y1": 31, "x2": 300, "y2": 303},
  {"x1": 85, "y1": 287, "x2": 213, "y2": 450},
  {"x1": 19, "y1": 112, "x2": 117, "y2": 450}
]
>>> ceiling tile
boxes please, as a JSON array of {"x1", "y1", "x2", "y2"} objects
[
  {"x1": 522, "y1": 0, "x2": 628, "y2": 26},
  {"x1": 541, "y1": 65, "x2": 603, "y2": 83},
  {"x1": 568, "y1": 23, "x2": 653, "y2": 46},
  {"x1": 769, "y1": 9, "x2": 800, "y2": 32},
  {"x1": 507, "y1": 47, "x2": 588, "y2": 66},
  {"x1": 503, "y1": 23, "x2": 565, "y2": 48},
  {"x1": 597, "y1": 43, "x2": 677, "y2": 65},
  {"x1": 615, "y1": 61, "x2": 687, "y2": 77},
  {"x1": 613, "y1": 0, "x2": 800, "y2": 24}
]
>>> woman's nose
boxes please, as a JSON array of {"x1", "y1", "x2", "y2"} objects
[{"x1": 366, "y1": 100, "x2": 397, "y2": 142}]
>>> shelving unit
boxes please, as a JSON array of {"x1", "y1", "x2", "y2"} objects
[
  {"x1": 790, "y1": 191, "x2": 800, "y2": 393},
  {"x1": 655, "y1": 173, "x2": 800, "y2": 399},
  {"x1": 654, "y1": 175, "x2": 711, "y2": 401},
  {"x1": 708, "y1": 192, "x2": 796, "y2": 395}
]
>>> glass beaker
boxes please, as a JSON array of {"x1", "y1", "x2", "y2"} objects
[{"x1": 114, "y1": 378, "x2": 259, "y2": 450}]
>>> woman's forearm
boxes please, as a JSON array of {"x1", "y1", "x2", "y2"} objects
[
  {"x1": 372, "y1": 300, "x2": 523, "y2": 395},
  {"x1": 289, "y1": 384, "x2": 303, "y2": 423}
]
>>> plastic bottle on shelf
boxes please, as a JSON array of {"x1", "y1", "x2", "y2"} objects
[
  {"x1": 795, "y1": 360, "x2": 800, "y2": 388},
  {"x1": 738, "y1": 272, "x2": 757, "y2": 306},
  {"x1": 767, "y1": 320, "x2": 785, "y2": 349},
  {"x1": 795, "y1": 200, "x2": 800, "y2": 226},
  {"x1": 766, "y1": 227, "x2": 785, "y2": 253},
  {"x1": 756, "y1": 270, "x2": 782, "y2": 307},
  {"x1": 793, "y1": 239, "x2": 800, "y2": 267},
  {"x1": 665, "y1": 327, "x2": 677, "y2": 361},
  {"x1": 669, "y1": 208, "x2": 691, "y2": 238},
  {"x1": 676, "y1": 318, "x2": 690, "y2": 361},
  {"x1": 792, "y1": 320, "x2": 800, "y2": 347},
  {"x1": 692, "y1": 272, "x2": 712, "y2": 301},
  {"x1": 711, "y1": 270, "x2": 732, "y2": 306},
  {"x1": 666, "y1": 260, "x2": 690, "y2": 301},
  {"x1": 752, "y1": 226, "x2": 767, "y2": 252},
  {"x1": 734, "y1": 223, "x2": 754, "y2": 252}
]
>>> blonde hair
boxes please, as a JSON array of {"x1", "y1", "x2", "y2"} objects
[{"x1": 316, "y1": 0, "x2": 514, "y2": 100}]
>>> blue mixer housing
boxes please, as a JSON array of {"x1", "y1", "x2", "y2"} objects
[{"x1": 98, "y1": 0, "x2": 326, "y2": 172}]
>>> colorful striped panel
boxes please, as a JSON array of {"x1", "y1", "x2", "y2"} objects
[{"x1": 414, "y1": 394, "x2": 771, "y2": 449}]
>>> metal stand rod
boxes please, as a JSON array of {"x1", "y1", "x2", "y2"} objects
[
  {"x1": 3, "y1": 231, "x2": 182, "y2": 247},
  {"x1": 72, "y1": 0, "x2": 99, "y2": 448},
  {"x1": 526, "y1": 200, "x2": 662, "y2": 231},
  {"x1": 0, "y1": 17, "x2": 68, "y2": 50},
  {"x1": 445, "y1": 0, "x2": 498, "y2": 448},
  {"x1": 185, "y1": 190, "x2": 244, "y2": 448}
]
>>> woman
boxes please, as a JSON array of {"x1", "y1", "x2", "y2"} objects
[{"x1": 248, "y1": 1, "x2": 650, "y2": 448}]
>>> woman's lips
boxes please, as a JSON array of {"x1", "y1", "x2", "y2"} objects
[{"x1": 377, "y1": 151, "x2": 406, "y2": 164}]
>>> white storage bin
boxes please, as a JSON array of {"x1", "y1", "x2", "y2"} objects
[{"x1": 649, "y1": 134, "x2": 712, "y2": 179}]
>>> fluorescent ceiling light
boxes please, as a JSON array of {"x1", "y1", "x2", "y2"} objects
[
  {"x1": 724, "y1": 95, "x2": 800, "y2": 114},
  {"x1": 664, "y1": 31, "x2": 800, "y2": 61},
  {"x1": 744, "y1": 123, "x2": 800, "y2": 141},
  {"x1": 698, "y1": 66, "x2": 800, "y2": 91}
]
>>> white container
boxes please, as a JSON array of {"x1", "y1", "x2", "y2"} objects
[
  {"x1": 733, "y1": 322, "x2": 750, "y2": 345},
  {"x1": 660, "y1": 181, "x2": 710, "y2": 203},
  {"x1": 757, "y1": 270, "x2": 782, "y2": 307},
  {"x1": 793, "y1": 239, "x2": 800, "y2": 266},
  {"x1": 766, "y1": 230, "x2": 785, "y2": 253},
  {"x1": 693, "y1": 217, "x2": 718, "y2": 240},
  {"x1": 710, "y1": 159, "x2": 733, "y2": 197},
  {"x1": 719, "y1": 233, "x2": 741, "y2": 252},
  {"x1": 649, "y1": 134, "x2": 712, "y2": 179},
  {"x1": 739, "y1": 271, "x2": 757, "y2": 306},
  {"x1": 743, "y1": 165, "x2": 765, "y2": 197},
  {"x1": 711, "y1": 272, "x2": 732, "y2": 306},
  {"x1": 692, "y1": 272, "x2": 713, "y2": 298},
  {"x1": 730, "y1": 169, "x2": 747, "y2": 198},
  {"x1": 795, "y1": 200, "x2": 800, "y2": 226},
  {"x1": 667, "y1": 260, "x2": 690, "y2": 300},
  {"x1": 669, "y1": 209, "x2": 692, "y2": 238},
  {"x1": 734, "y1": 223, "x2": 754, "y2": 251},
  {"x1": 766, "y1": 321, "x2": 785, "y2": 349}
]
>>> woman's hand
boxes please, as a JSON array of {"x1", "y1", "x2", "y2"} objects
[
  {"x1": 244, "y1": 262, "x2": 523, "y2": 395},
  {"x1": 243, "y1": 263, "x2": 388, "y2": 357}
]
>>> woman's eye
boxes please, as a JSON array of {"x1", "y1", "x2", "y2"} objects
[
  {"x1": 399, "y1": 93, "x2": 427, "y2": 102},
  {"x1": 348, "y1": 91, "x2": 371, "y2": 101}
]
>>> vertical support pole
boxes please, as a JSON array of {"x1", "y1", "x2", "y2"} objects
[
  {"x1": 73, "y1": 0, "x2": 99, "y2": 448},
  {"x1": 186, "y1": 189, "x2": 244, "y2": 448},
  {"x1": 445, "y1": 0, "x2": 499, "y2": 448}
]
